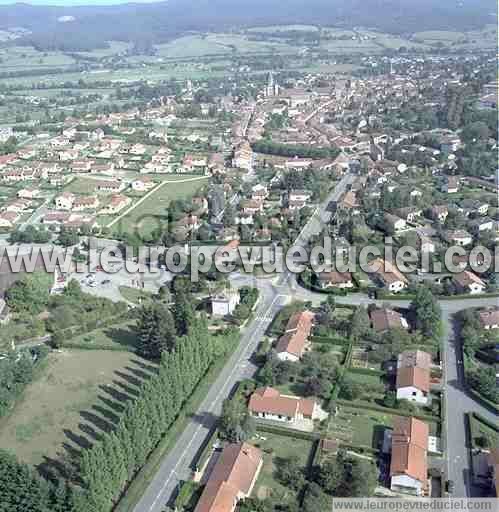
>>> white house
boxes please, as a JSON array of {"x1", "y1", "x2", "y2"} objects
[
  {"x1": 396, "y1": 350, "x2": 431, "y2": 406},
  {"x1": 385, "y1": 213, "x2": 407, "y2": 233},
  {"x1": 368, "y1": 258, "x2": 409, "y2": 293},
  {"x1": 453, "y1": 271, "x2": 487, "y2": 295},
  {"x1": 444, "y1": 229, "x2": 473, "y2": 247},
  {"x1": 248, "y1": 387, "x2": 327, "y2": 427},
  {"x1": 55, "y1": 192, "x2": 75, "y2": 210},
  {"x1": 479, "y1": 308, "x2": 499, "y2": 330},
  {"x1": 316, "y1": 271, "x2": 354, "y2": 289},
  {"x1": 275, "y1": 311, "x2": 314, "y2": 362},
  {"x1": 131, "y1": 177, "x2": 155, "y2": 192},
  {"x1": 211, "y1": 289, "x2": 240, "y2": 317}
]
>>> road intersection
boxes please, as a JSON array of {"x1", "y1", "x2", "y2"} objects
[{"x1": 132, "y1": 172, "x2": 498, "y2": 510}]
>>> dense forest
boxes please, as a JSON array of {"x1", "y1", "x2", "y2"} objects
[{"x1": 0, "y1": 0, "x2": 496, "y2": 52}]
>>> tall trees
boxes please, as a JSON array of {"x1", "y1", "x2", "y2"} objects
[
  {"x1": 411, "y1": 285, "x2": 441, "y2": 339},
  {"x1": 219, "y1": 397, "x2": 255, "y2": 443},
  {"x1": 5, "y1": 271, "x2": 52, "y2": 314},
  {"x1": 173, "y1": 285, "x2": 195, "y2": 336},
  {"x1": 77, "y1": 320, "x2": 238, "y2": 512},
  {"x1": 316, "y1": 450, "x2": 377, "y2": 497},
  {"x1": 137, "y1": 302, "x2": 176, "y2": 358},
  {"x1": 350, "y1": 306, "x2": 371, "y2": 340}
]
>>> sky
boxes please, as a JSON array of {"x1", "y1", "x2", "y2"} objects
[{"x1": 0, "y1": 0, "x2": 165, "y2": 5}]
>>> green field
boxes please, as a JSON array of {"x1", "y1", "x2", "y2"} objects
[
  {"x1": 328, "y1": 406, "x2": 393, "y2": 448},
  {"x1": 247, "y1": 24, "x2": 319, "y2": 33},
  {"x1": 63, "y1": 177, "x2": 101, "y2": 195},
  {"x1": 63, "y1": 319, "x2": 138, "y2": 350},
  {"x1": 0, "y1": 349, "x2": 157, "y2": 468},
  {"x1": 110, "y1": 176, "x2": 208, "y2": 238},
  {"x1": 118, "y1": 286, "x2": 154, "y2": 305},
  {"x1": 0, "y1": 46, "x2": 75, "y2": 72},
  {"x1": 250, "y1": 432, "x2": 314, "y2": 501}
]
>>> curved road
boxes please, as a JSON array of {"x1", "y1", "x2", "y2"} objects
[{"x1": 132, "y1": 173, "x2": 497, "y2": 511}]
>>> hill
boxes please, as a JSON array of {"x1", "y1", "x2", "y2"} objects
[{"x1": 0, "y1": 0, "x2": 496, "y2": 51}]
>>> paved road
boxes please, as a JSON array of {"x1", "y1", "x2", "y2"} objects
[
  {"x1": 132, "y1": 287, "x2": 289, "y2": 511},
  {"x1": 132, "y1": 169, "x2": 496, "y2": 508},
  {"x1": 132, "y1": 173, "x2": 355, "y2": 511}
]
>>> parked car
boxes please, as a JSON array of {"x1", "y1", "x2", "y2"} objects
[{"x1": 445, "y1": 480, "x2": 454, "y2": 494}]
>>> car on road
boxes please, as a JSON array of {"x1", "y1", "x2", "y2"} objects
[
  {"x1": 102, "y1": 279, "x2": 111, "y2": 285},
  {"x1": 445, "y1": 480, "x2": 454, "y2": 494}
]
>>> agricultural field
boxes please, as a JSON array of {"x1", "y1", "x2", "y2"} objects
[
  {"x1": 412, "y1": 25, "x2": 497, "y2": 50},
  {"x1": 247, "y1": 24, "x2": 319, "y2": 33},
  {"x1": 74, "y1": 41, "x2": 130, "y2": 59},
  {"x1": 0, "y1": 46, "x2": 76, "y2": 72},
  {"x1": 155, "y1": 35, "x2": 232, "y2": 59},
  {"x1": 0, "y1": 349, "x2": 157, "y2": 469}
]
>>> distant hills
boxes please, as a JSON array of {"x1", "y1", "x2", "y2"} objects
[{"x1": 0, "y1": 0, "x2": 496, "y2": 52}]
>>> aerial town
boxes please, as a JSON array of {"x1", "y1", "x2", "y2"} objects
[{"x1": 0, "y1": 3, "x2": 497, "y2": 512}]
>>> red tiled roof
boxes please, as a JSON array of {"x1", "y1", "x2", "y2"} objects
[
  {"x1": 396, "y1": 367, "x2": 430, "y2": 393},
  {"x1": 390, "y1": 417, "x2": 429, "y2": 484},
  {"x1": 194, "y1": 442, "x2": 262, "y2": 512}
]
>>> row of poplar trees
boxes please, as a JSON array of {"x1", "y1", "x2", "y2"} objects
[
  {"x1": 78, "y1": 318, "x2": 236, "y2": 511},
  {"x1": 0, "y1": 316, "x2": 238, "y2": 512}
]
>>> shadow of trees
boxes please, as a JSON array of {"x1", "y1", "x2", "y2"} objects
[{"x1": 36, "y1": 357, "x2": 153, "y2": 481}]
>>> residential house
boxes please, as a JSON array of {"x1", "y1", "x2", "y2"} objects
[
  {"x1": 73, "y1": 196, "x2": 99, "y2": 212},
  {"x1": 338, "y1": 190, "x2": 360, "y2": 214},
  {"x1": 207, "y1": 152, "x2": 226, "y2": 174},
  {"x1": 0, "y1": 211, "x2": 19, "y2": 228},
  {"x1": 441, "y1": 176, "x2": 460, "y2": 194},
  {"x1": 389, "y1": 416, "x2": 429, "y2": 496},
  {"x1": 478, "y1": 307, "x2": 499, "y2": 330},
  {"x1": 419, "y1": 233, "x2": 436, "y2": 253},
  {"x1": 71, "y1": 160, "x2": 93, "y2": 173},
  {"x1": 240, "y1": 199, "x2": 263, "y2": 215},
  {"x1": 289, "y1": 190, "x2": 312, "y2": 204},
  {"x1": 232, "y1": 141, "x2": 253, "y2": 171},
  {"x1": 17, "y1": 188, "x2": 40, "y2": 200},
  {"x1": 469, "y1": 217, "x2": 494, "y2": 235},
  {"x1": 444, "y1": 229, "x2": 473, "y2": 247},
  {"x1": 100, "y1": 195, "x2": 131, "y2": 215},
  {"x1": 368, "y1": 258, "x2": 409, "y2": 293},
  {"x1": 58, "y1": 149, "x2": 79, "y2": 162},
  {"x1": 396, "y1": 349, "x2": 431, "y2": 405},
  {"x1": 251, "y1": 187, "x2": 268, "y2": 203},
  {"x1": 370, "y1": 308, "x2": 409, "y2": 333},
  {"x1": 248, "y1": 387, "x2": 324, "y2": 425},
  {"x1": 452, "y1": 271, "x2": 487, "y2": 295},
  {"x1": 55, "y1": 192, "x2": 75, "y2": 210},
  {"x1": 194, "y1": 442, "x2": 262, "y2": 512},
  {"x1": 459, "y1": 199, "x2": 489, "y2": 217},
  {"x1": 275, "y1": 310, "x2": 314, "y2": 362},
  {"x1": 95, "y1": 180, "x2": 124, "y2": 194},
  {"x1": 316, "y1": 271, "x2": 354, "y2": 289},
  {"x1": 429, "y1": 205, "x2": 448, "y2": 223},
  {"x1": 131, "y1": 177, "x2": 155, "y2": 192},
  {"x1": 394, "y1": 207, "x2": 423, "y2": 224},
  {"x1": 211, "y1": 289, "x2": 240, "y2": 317},
  {"x1": 384, "y1": 213, "x2": 406, "y2": 233}
]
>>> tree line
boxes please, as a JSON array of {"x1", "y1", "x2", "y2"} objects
[{"x1": 252, "y1": 139, "x2": 339, "y2": 160}]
